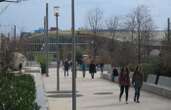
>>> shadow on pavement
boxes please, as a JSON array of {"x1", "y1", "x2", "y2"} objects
[
  {"x1": 82, "y1": 102, "x2": 135, "y2": 109},
  {"x1": 94, "y1": 92, "x2": 113, "y2": 95},
  {"x1": 46, "y1": 90, "x2": 79, "y2": 94},
  {"x1": 47, "y1": 93, "x2": 83, "y2": 98}
]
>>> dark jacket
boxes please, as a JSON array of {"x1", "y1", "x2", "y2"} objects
[
  {"x1": 119, "y1": 73, "x2": 130, "y2": 86},
  {"x1": 89, "y1": 64, "x2": 96, "y2": 74},
  {"x1": 132, "y1": 72, "x2": 144, "y2": 88},
  {"x1": 113, "y1": 68, "x2": 118, "y2": 76},
  {"x1": 64, "y1": 61, "x2": 70, "y2": 71}
]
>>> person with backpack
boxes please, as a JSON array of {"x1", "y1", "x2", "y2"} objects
[
  {"x1": 118, "y1": 66, "x2": 130, "y2": 104},
  {"x1": 132, "y1": 65, "x2": 144, "y2": 103}
]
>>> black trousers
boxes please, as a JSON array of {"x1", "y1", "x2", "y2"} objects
[
  {"x1": 64, "y1": 70, "x2": 69, "y2": 77},
  {"x1": 119, "y1": 85, "x2": 129, "y2": 101},
  {"x1": 91, "y1": 73, "x2": 94, "y2": 79}
]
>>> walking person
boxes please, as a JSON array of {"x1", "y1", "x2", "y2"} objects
[
  {"x1": 64, "y1": 59, "x2": 70, "y2": 77},
  {"x1": 19, "y1": 63, "x2": 22, "y2": 73},
  {"x1": 132, "y1": 65, "x2": 144, "y2": 103},
  {"x1": 112, "y1": 66, "x2": 118, "y2": 82},
  {"x1": 81, "y1": 63, "x2": 86, "y2": 78},
  {"x1": 100, "y1": 63, "x2": 104, "y2": 74},
  {"x1": 89, "y1": 61, "x2": 96, "y2": 79},
  {"x1": 119, "y1": 66, "x2": 130, "y2": 104}
]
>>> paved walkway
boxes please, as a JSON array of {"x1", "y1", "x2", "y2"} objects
[{"x1": 43, "y1": 68, "x2": 171, "y2": 110}]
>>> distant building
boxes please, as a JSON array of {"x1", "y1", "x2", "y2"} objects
[
  {"x1": 34, "y1": 28, "x2": 44, "y2": 33},
  {"x1": 50, "y1": 27, "x2": 57, "y2": 31},
  {"x1": 20, "y1": 32, "x2": 32, "y2": 38}
]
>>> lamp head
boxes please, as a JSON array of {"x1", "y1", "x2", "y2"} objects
[{"x1": 54, "y1": 6, "x2": 60, "y2": 16}]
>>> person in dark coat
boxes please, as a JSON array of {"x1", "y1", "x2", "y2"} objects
[
  {"x1": 89, "y1": 62, "x2": 96, "y2": 79},
  {"x1": 100, "y1": 63, "x2": 104, "y2": 74},
  {"x1": 19, "y1": 63, "x2": 22, "y2": 73},
  {"x1": 112, "y1": 66, "x2": 118, "y2": 82},
  {"x1": 119, "y1": 66, "x2": 130, "y2": 104},
  {"x1": 132, "y1": 65, "x2": 144, "y2": 103},
  {"x1": 64, "y1": 60, "x2": 70, "y2": 77}
]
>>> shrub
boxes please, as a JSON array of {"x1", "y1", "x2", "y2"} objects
[
  {"x1": 35, "y1": 54, "x2": 52, "y2": 74},
  {"x1": 0, "y1": 73, "x2": 39, "y2": 110}
]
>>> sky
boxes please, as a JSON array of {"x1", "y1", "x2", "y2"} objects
[{"x1": 0, "y1": 0, "x2": 171, "y2": 32}]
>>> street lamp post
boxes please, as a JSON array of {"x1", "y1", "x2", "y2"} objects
[
  {"x1": 54, "y1": 6, "x2": 60, "y2": 92},
  {"x1": 45, "y1": 3, "x2": 49, "y2": 76},
  {"x1": 71, "y1": 0, "x2": 76, "y2": 110}
]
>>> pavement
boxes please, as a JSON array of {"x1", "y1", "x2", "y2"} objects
[{"x1": 42, "y1": 68, "x2": 171, "y2": 110}]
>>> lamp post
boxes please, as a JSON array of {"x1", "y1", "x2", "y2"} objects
[
  {"x1": 71, "y1": 0, "x2": 76, "y2": 110},
  {"x1": 54, "y1": 6, "x2": 60, "y2": 91},
  {"x1": 45, "y1": 3, "x2": 49, "y2": 76}
]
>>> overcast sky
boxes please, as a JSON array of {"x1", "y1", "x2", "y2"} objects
[{"x1": 0, "y1": 0, "x2": 171, "y2": 32}]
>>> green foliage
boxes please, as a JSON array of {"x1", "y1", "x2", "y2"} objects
[
  {"x1": 35, "y1": 54, "x2": 46, "y2": 65},
  {"x1": 0, "y1": 73, "x2": 39, "y2": 110},
  {"x1": 161, "y1": 40, "x2": 171, "y2": 77},
  {"x1": 35, "y1": 54, "x2": 53, "y2": 64},
  {"x1": 141, "y1": 63, "x2": 153, "y2": 81},
  {"x1": 35, "y1": 54, "x2": 52, "y2": 74},
  {"x1": 128, "y1": 56, "x2": 161, "y2": 81},
  {"x1": 76, "y1": 47, "x2": 84, "y2": 62}
]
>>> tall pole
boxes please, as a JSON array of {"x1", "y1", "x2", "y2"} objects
[
  {"x1": 14, "y1": 25, "x2": 16, "y2": 50},
  {"x1": 45, "y1": 3, "x2": 49, "y2": 76},
  {"x1": 168, "y1": 18, "x2": 170, "y2": 42},
  {"x1": 0, "y1": 33, "x2": 2, "y2": 71},
  {"x1": 138, "y1": 21, "x2": 141, "y2": 64},
  {"x1": 56, "y1": 14, "x2": 60, "y2": 91},
  {"x1": 71, "y1": 0, "x2": 76, "y2": 110},
  {"x1": 14, "y1": 25, "x2": 16, "y2": 41}
]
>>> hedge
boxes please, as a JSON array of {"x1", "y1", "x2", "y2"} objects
[{"x1": 0, "y1": 73, "x2": 39, "y2": 110}]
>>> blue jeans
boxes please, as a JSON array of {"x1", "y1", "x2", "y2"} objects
[{"x1": 134, "y1": 86, "x2": 141, "y2": 101}]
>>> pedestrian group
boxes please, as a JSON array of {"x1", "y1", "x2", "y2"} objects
[{"x1": 62, "y1": 58, "x2": 144, "y2": 104}]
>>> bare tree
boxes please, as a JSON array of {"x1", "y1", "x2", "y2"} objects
[
  {"x1": 105, "y1": 16, "x2": 120, "y2": 64},
  {"x1": 106, "y1": 16, "x2": 119, "y2": 41},
  {"x1": 87, "y1": 8, "x2": 103, "y2": 61},
  {"x1": 125, "y1": 5, "x2": 155, "y2": 64},
  {"x1": 124, "y1": 13, "x2": 136, "y2": 42},
  {"x1": 161, "y1": 18, "x2": 171, "y2": 77},
  {"x1": 87, "y1": 8, "x2": 103, "y2": 35}
]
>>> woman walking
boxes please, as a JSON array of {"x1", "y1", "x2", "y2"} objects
[
  {"x1": 132, "y1": 65, "x2": 144, "y2": 103},
  {"x1": 89, "y1": 61, "x2": 96, "y2": 79},
  {"x1": 119, "y1": 66, "x2": 130, "y2": 104},
  {"x1": 81, "y1": 63, "x2": 86, "y2": 78}
]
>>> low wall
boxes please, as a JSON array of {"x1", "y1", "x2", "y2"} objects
[
  {"x1": 25, "y1": 67, "x2": 48, "y2": 110},
  {"x1": 146, "y1": 74, "x2": 156, "y2": 84},
  {"x1": 142, "y1": 83, "x2": 171, "y2": 99},
  {"x1": 102, "y1": 73, "x2": 112, "y2": 81},
  {"x1": 158, "y1": 76, "x2": 171, "y2": 88},
  {"x1": 102, "y1": 73, "x2": 171, "y2": 99}
]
